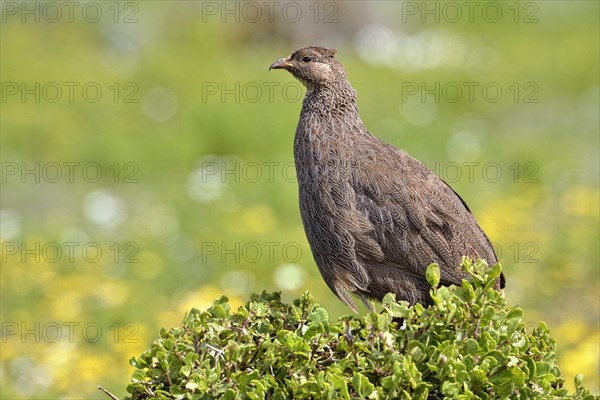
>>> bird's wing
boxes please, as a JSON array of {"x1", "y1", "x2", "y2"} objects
[
  {"x1": 438, "y1": 177, "x2": 504, "y2": 289},
  {"x1": 348, "y1": 138, "x2": 498, "y2": 287}
]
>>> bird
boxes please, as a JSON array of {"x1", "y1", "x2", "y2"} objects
[{"x1": 269, "y1": 46, "x2": 505, "y2": 311}]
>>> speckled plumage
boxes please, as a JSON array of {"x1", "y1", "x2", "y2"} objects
[{"x1": 270, "y1": 46, "x2": 505, "y2": 311}]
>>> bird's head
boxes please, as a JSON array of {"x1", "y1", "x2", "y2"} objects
[{"x1": 269, "y1": 46, "x2": 342, "y2": 91}]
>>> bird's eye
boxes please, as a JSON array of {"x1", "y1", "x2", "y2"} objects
[{"x1": 302, "y1": 56, "x2": 313, "y2": 62}]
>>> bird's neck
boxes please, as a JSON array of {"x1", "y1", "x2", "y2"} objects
[
  {"x1": 300, "y1": 80, "x2": 362, "y2": 121},
  {"x1": 295, "y1": 80, "x2": 371, "y2": 154}
]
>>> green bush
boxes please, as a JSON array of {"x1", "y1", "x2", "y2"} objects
[{"x1": 120, "y1": 260, "x2": 596, "y2": 399}]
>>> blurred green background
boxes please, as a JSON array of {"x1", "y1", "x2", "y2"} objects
[{"x1": 1, "y1": 1, "x2": 598, "y2": 398}]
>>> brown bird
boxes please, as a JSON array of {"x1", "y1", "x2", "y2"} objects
[{"x1": 270, "y1": 46, "x2": 505, "y2": 311}]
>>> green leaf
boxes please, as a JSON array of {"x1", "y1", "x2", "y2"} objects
[
  {"x1": 352, "y1": 372, "x2": 375, "y2": 398},
  {"x1": 487, "y1": 263, "x2": 503, "y2": 280},
  {"x1": 210, "y1": 303, "x2": 229, "y2": 318},
  {"x1": 327, "y1": 372, "x2": 350, "y2": 400},
  {"x1": 131, "y1": 369, "x2": 146, "y2": 383},
  {"x1": 185, "y1": 381, "x2": 199, "y2": 391},
  {"x1": 382, "y1": 294, "x2": 411, "y2": 319},
  {"x1": 426, "y1": 263, "x2": 441, "y2": 287},
  {"x1": 307, "y1": 307, "x2": 329, "y2": 323},
  {"x1": 181, "y1": 365, "x2": 192, "y2": 377}
]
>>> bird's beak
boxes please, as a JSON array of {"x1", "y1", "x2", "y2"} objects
[{"x1": 269, "y1": 57, "x2": 292, "y2": 70}]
